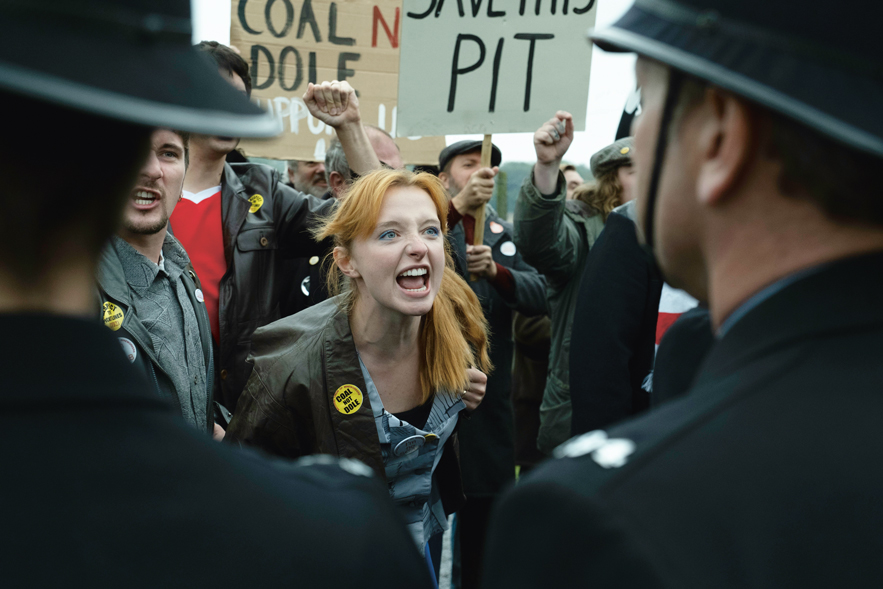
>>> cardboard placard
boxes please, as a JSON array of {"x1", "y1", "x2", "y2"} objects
[
  {"x1": 231, "y1": 0, "x2": 446, "y2": 165},
  {"x1": 396, "y1": 0, "x2": 598, "y2": 136}
]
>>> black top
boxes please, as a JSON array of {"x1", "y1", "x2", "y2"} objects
[
  {"x1": 483, "y1": 250, "x2": 883, "y2": 588},
  {"x1": 0, "y1": 313, "x2": 432, "y2": 588},
  {"x1": 393, "y1": 396, "x2": 434, "y2": 430},
  {"x1": 652, "y1": 305, "x2": 714, "y2": 406},
  {"x1": 569, "y1": 211, "x2": 662, "y2": 436}
]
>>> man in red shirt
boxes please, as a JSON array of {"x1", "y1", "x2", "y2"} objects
[{"x1": 171, "y1": 42, "x2": 381, "y2": 413}]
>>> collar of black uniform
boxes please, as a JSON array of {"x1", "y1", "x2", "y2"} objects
[{"x1": 694, "y1": 249, "x2": 883, "y2": 386}]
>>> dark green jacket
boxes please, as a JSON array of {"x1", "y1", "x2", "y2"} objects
[
  {"x1": 514, "y1": 172, "x2": 605, "y2": 454},
  {"x1": 225, "y1": 296, "x2": 466, "y2": 514},
  {"x1": 96, "y1": 235, "x2": 214, "y2": 433}
]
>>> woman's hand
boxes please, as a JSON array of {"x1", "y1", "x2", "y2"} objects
[{"x1": 462, "y1": 367, "x2": 488, "y2": 411}]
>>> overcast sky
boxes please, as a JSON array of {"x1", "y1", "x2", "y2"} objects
[{"x1": 192, "y1": 0, "x2": 636, "y2": 166}]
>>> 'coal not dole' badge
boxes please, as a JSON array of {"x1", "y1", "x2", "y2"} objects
[
  {"x1": 333, "y1": 385, "x2": 363, "y2": 415},
  {"x1": 248, "y1": 194, "x2": 264, "y2": 213}
]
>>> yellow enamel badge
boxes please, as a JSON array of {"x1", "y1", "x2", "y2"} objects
[
  {"x1": 102, "y1": 302, "x2": 124, "y2": 331},
  {"x1": 333, "y1": 385, "x2": 363, "y2": 415},
  {"x1": 248, "y1": 194, "x2": 264, "y2": 213}
]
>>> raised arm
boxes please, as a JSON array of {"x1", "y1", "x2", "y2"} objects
[
  {"x1": 514, "y1": 112, "x2": 588, "y2": 286},
  {"x1": 304, "y1": 80, "x2": 381, "y2": 177}
]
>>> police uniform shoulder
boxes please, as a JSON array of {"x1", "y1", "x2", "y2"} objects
[
  {"x1": 224, "y1": 447, "x2": 382, "y2": 506},
  {"x1": 525, "y1": 396, "x2": 704, "y2": 497},
  {"x1": 522, "y1": 430, "x2": 636, "y2": 497},
  {"x1": 280, "y1": 454, "x2": 375, "y2": 483}
]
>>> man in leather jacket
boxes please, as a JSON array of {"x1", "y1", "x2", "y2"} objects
[{"x1": 172, "y1": 43, "x2": 382, "y2": 413}]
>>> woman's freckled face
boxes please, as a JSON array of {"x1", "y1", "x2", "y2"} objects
[{"x1": 346, "y1": 186, "x2": 446, "y2": 317}]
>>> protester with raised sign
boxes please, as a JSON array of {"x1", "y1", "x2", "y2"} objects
[
  {"x1": 437, "y1": 140, "x2": 547, "y2": 588},
  {"x1": 171, "y1": 41, "x2": 383, "y2": 416},
  {"x1": 225, "y1": 169, "x2": 490, "y2": 580},
  {"x1": 96, "y1": 128, "x2": 224, "y2": 439},
  {"x1": 0, "y1": 1, "x2": 433, "y2": 585},
  {"x1": 483, "y1": 0, "x2": 883, "y2": 585},
  {"x1": 513, "y1": 113, "x2": 632, "y2": 455}
]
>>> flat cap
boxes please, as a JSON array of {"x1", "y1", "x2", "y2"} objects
[
  {"x1": 590, "y1": 137, "x2": 634, "y2": 177},
  {"x1": 439, "y1": 140, "x2": 502, "y2": 172}
]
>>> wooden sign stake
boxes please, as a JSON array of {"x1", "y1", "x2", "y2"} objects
[{"x1": 470, "y1": 133, "x2": 493, "y2": 282}]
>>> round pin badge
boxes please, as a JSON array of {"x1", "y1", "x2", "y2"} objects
[
  {"x1": 102, "y1": 302, "x2": 124, "y2": 331},
  {"x1": 248, "y1": 194, "x2": 264, "y2": 213},
  {"x1": 301, "y1": 276, "x2": 311, "y2": 296},
  {"x1": 489, "y1": 221, "x2": 504, "y2": 234},
  {"x1": 309, "y1": 256, "x2": 320, "y2": 266},
  {"x1": 194, "y1": 288, "x2": 204, "y2": 303},
  {"x1": 333, "y1": 384, "x2": 363, "y2": 415},
  {"x1": 500, "y1": 241, "x2": 517, "y2": 256},
  {"x1": 118, "y1": 337, "x2": 137, "y2": 363},
  {"x1": 394, "y1": 434, "x2": 426, "y2": 457}
]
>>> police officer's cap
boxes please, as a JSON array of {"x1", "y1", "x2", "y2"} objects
[
  {"x1": 0, "y1": 0, "x2": 278, "y2": 138},
  {"x1": 591, "y1": 137, "x2": 634, "y2": 177},
  {"x1": 439, "y1": 140, "x2": 502, "y2": 172},
  {"x1": 590, "y1": 0, "x2": 883, "y2": 158}
]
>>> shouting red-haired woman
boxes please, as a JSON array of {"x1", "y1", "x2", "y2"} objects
[{"x1": 226, "y1": 168, "x2": 491, "y2": 570}]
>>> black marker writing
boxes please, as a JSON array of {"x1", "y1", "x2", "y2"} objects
[
  {"x1": 448, "y1": 34, "x2": 486, "y2": 112},
  {"x1": 514, "y1": 33, "x2": 553, "y2": 111}
]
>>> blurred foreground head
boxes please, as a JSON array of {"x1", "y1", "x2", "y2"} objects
[
  {"x1": 0, "y1": 0, "x2": 277, "y2": 311},
  {"x1": 591, "y1": 0, "x2": 883, "y2": 315}
]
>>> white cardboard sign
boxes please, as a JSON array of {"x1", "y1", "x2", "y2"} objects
[
  {"x1": 231, "y1": 0, "x2": 446, "y2": 164},
  {"x1": 396, "y1": 0, "x2": 598, "y2": 136}
]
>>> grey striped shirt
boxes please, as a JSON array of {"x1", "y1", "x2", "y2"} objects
[{"x1": 358, "y1": 357, "x2": 465, "y2": 548}]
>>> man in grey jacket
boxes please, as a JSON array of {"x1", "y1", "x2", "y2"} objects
[{"x1": 97, "y1": 128, "x2": 219, "y2": 438}]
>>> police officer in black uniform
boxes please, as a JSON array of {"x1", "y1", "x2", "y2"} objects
[
  {"x1": 482, "y1": 0, "x2": 883, "y2": 586},
  {"x1": 0, "y1": 2, "x2": 431, "y2": 586}
]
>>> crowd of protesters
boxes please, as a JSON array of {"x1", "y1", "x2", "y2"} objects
[{"x1": 4, "y1": 0, "x2": 883, "y2": 587}]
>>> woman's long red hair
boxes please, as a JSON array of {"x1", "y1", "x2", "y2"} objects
[{"x1": 314, "y1": 169, "x2": 492, "y2": 401}]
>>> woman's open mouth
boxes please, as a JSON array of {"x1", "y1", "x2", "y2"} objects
[{"x1": 396, "y1": 267, "x2": 429, "y2": 294}]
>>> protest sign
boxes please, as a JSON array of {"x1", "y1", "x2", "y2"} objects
[
  {"x1": 231, "y1": 0, "x2": 446, "y2": 164},
  {"x1": 396, "y1": 0, "x2": 598, "y2": 136}
]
